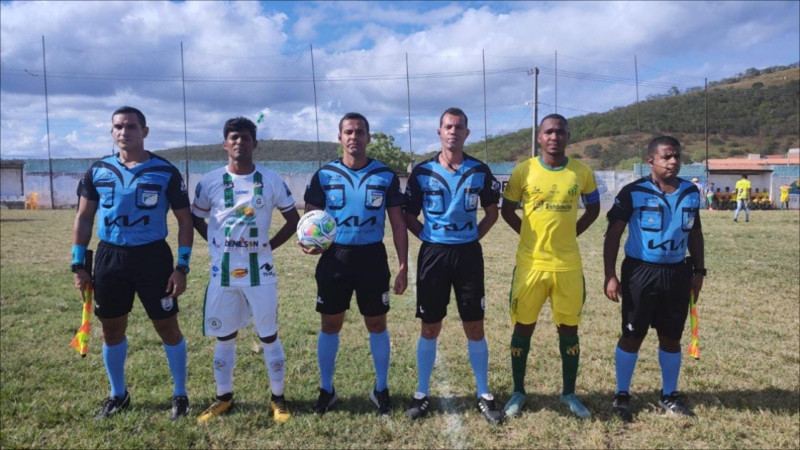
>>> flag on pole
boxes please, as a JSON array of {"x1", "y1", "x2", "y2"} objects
[
  {"x1": 69, "y1": 286, "x2": 92, "y2": 357},
  {"x1": 686, "y1": 290, "x2": 700, "y2": 360},
  {"x1": 70, "y1": 249, "x2": 93, "y2": 358}
]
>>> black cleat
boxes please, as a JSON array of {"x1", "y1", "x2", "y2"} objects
[
  {"x1": 612, "y1": 391, "x2": 633, "y2": 422},
  {"x1": 95, "y1": 391, "x2": 130, "y2": 420},
  {"x1": 477, "y1": 395, "x2": 504, "y2": 425},
  {"x1": 405, "y1": 394, "x2": 431, "y2": 420},
  {"x1": 370, "y1": 387, "x2": 394, "y2": 415},
  {"x1": 170, "y1": 395, "x2": 190, "y2": 421},
  {"x1": 312, "y1": 388, "x2": 338, "y2": 415}
]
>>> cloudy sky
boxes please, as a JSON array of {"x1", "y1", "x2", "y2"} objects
[{"x1": 1, "y1": 0, "x2": 798, "y2": 160}]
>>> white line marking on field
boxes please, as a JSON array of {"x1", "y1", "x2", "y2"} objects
[{"x1": 409, "y1": 256, "x2": 467, "y2": 449}]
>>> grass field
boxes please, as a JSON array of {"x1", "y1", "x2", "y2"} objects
[{"x1": 1, "y1": 207, "x2": 798, "y2": 449}]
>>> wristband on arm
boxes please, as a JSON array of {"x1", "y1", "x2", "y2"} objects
[
  {"x1": 177, "y1": 246, "x2": 192, "y2": 267},
  {"x1": 71, "y1": 245, "x2": 87, "y2": 272}
]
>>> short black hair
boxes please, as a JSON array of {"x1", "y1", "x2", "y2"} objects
[
  {"x1": 540, "y1": 113, "x2": 568, "y2": 128},
  {"x1": 223, "y1": 117, "x2": 257, "y2": 141},
  {"x1": 440, "y1": 107, "x2": 468, "y2": 128},
  {"x1": 647, "y1": 136, "x2": 681, "y2": 157},
  {"x1": 339, "y1": 112, "x2": 370, "y2": 134},
  {"x1": 112, "y1": 106, "x2": 146, "y2": 127}
]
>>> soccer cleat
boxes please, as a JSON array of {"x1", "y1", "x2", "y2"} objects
[
  {"x1": 477, "y1": 394, "x2": 504, "y2": 425},
  {"x1": 659, "y1": 391, "x2": 695, "y2": 417},
  {"x1": 560, "y1": 393, "x2": 592, "y2": 419},
  {"x1": 197, "y1": 396, "x2": 234, "y2": 424},
  {"x1": 311, "y1": 388, "x2": 338, "y2": 415},
  {"x1": 503, "y1": 391, "x2": 527, "y2": 418},
  {"x1": 269, "y1": 394, "x2": 291, "y2": 424},
  {"x1": 95, "y1": 391, "x2": 131, "y2": 420},
  {"x1": 612, "y1": 391, "x2": 633, "y2": 423},
  {"x1": 369, "y1": 387, "x2": 393, "y2": 415},
  {"x1": 405, "y1": 394, "x2": 431, "y2": 420},
  {"x1": 170, "y1": 395, "x2": 190, "y2": 421}
]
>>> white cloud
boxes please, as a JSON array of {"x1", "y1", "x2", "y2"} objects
[{"x1": 1, "y1": 1, "x2": 797, "y2": 159}]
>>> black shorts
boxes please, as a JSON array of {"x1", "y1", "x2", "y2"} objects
[
  {"x1": 93, "y1": 239, "x2": 178, "y2": 320},
  {"x1": 416, "y1": 240, "x2": 485, "y2": 324},
  {"x1": 315, "y1": 242, "x2": 391, "y2": 317},
  {"x1": 620, "y1": 257, "x2": 692, "y2": 340}
]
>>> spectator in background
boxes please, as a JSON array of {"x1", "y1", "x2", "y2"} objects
[
  {"x1": 691, "y1": 178, "x2": 704, "y2": 208},
  {"x1": 705, "y1": 182, "x2": 715, "y2": 210}
]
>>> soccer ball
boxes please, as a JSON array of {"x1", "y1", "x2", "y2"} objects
[{"x1": 297, "y1": 210, "x2": 337, "y2": 250}]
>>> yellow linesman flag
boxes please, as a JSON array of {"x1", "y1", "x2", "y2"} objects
[
  {"x1": 686, "y1": 291, "x2": 700, "y2": 360},
  {"x1": 70, "y1": 283, "x2": 92, "y2": 357}
]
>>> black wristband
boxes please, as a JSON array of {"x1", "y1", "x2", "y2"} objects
[
  {"x1": 71, "y1": 263, "x2": 85, "y2": 273},
  {"x1": 175, "y1": 264, "x2": 190, "y2": 275},
  {"x1": 693, "y1": 268, "x2": 707, "y2": 276}
]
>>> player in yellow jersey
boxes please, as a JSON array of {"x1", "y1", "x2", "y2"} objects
[
  {"x1": 500, "y1": 114, "x2": 600, "y2": 419},
  {"x1": 733, "y1": 174, "x2": 751, "y2": 222},
  {"x1": 780, "y1": 184, "x2": 791, "y2": 210}
]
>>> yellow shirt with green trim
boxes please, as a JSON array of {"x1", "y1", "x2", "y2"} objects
[
  {"x1": 735, "y1": 178, "x2": 751, "y2": 202},
  {"x1": 503, "y1": 156, "x2": 597, "y2": 271}
]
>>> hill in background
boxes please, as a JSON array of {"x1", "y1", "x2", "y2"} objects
[
  {"x1": 461, "y1": 63, "x2": 799, "y2": 170},
  {"x1": 149, "y1": 63, "x2": 799, "y2": 170}
]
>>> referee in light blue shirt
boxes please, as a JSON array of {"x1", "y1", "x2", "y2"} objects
[
  {"x1": 301, "y1": 112, "x2": 408, "y2": 416},
  {"x1": 603, "y1": 135, "x2": 705, "y2": 422},
  {"x1": 72, "y1": 106, "x2": 194, "y2": 421},
  {"x1": 403, "y1": 107, "x2": 504, "y2": 424}
]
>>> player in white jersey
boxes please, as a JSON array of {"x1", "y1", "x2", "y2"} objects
[{"x1": 192, "y1": 117, "x2": 300, "y2": 424}]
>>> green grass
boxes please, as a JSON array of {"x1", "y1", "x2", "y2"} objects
[{"x1": 1, "y1": 208, "x2": 798, "y2": 449}]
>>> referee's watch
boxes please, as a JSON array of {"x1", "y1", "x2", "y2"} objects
[
  {"x1": 693, "y1": 267, "x2": 707, "y2": 276},
  {"x1": 71, "y1": 263, "x2": 85, "y2": 273},
  {"x1": 175, "y1": 264, "x2": 190, "y2": 275}
]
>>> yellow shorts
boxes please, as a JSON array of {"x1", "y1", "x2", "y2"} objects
[{"x1": 508, "y1": 267, "x2": 585, "y2": 326}]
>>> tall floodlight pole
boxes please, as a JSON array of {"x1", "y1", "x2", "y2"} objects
[
  {"x1": 180, "y1": 42, "x2": 189, "y2": 187},
  {"x1": 527, "y1": 68, "x2": 539, "y2": 157},
  {"x1": 634, "y1": 55, "x2": 640, "y2": 133},
  {"x1": 42, "y1": 36, "x2": 55, "y2": 209},
  {"x1": 482, "y1": 49, "x2": 489, "y2": 162},
  {"x1": 554, "y1": 50, "x2": 558, "y2": 113},
  {"x1": 310, "y1": 44, "x2": 321, "y2": 167},
  {"x1": 405, "y1": 53, "x2": 413, "y2": 157},
  {"x1": 704, "y1": 78, "x2": 709, "y2": 180}
]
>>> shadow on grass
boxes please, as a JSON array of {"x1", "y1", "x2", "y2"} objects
[{"x1": 117, "y1": 388, "x2": 800, "y2": 422}]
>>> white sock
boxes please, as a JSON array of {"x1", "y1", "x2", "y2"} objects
[
  {"x1": 261, "y1": 338, "x2": 286, "y2": 396},
  {"x1": 214, "y1": 339, "x2": 236, "y2": 397}
]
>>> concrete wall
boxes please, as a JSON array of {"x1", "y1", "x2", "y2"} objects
[{"x1": 4, "y1": 158, "x2": 798, "y2": 210}]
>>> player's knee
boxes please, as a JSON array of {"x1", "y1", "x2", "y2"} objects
[
  {"x1": 218, "y1": 331, "x2": 238, "y2": 341},
  {"x1": 259, "y1": 333, "x2": 277, "y2": 344},
  {"x1": 618, "y1": 335, "x2": 645, "y2": 353}
]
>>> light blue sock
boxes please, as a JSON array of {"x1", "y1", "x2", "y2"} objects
[
  {"x1": 317, "y1": 331, "x2": 339, "y2": 393},
  {"x1": 658, "y1": 347, "x2": 681, "y2": 396},
  {"x1": 416, "y1": 336, "x2": 437, "y2": 395},
  {"x1": 615, "y1": 345, "x2": 639, "y2": 394},
  {"x1": 164, "y1": 337, "x2": 188, "y2": 397},
  {"x1": 467, "y1": 338, "x2": 490, "y2": 397},
  {"x1": 103, "y1": 337, "x2": 127, "y2": 398},
  {"x1": 369, "y1": 330, "x2": 390, "y2": 391}
]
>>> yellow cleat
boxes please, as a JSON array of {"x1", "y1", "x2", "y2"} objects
[
  {"x1": 197, "y1": 398, "x2": 233, "y2": 424},
  {"x1": 270, "y1": 395, "x2": 291, "y2": 424}
]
